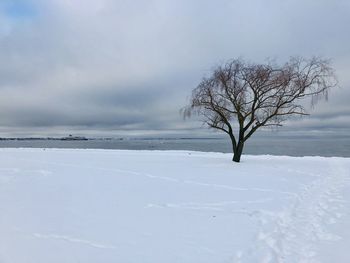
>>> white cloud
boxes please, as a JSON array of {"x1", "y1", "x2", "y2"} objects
[{"x1": 0, "y1": 0, "x2": 349, "y2": 136}]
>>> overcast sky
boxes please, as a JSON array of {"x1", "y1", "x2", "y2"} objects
[{"x1": 0, "y1": 0, "x2": 349, "y2": 137}]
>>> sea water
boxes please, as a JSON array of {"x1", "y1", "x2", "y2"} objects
[{"x1": 0, "y1": 136, "x2": 349, "y2": 157}]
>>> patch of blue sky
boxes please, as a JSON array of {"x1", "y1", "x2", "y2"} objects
[{"x1": 3, "y1": 1, "x2": 37, "y2": 19}]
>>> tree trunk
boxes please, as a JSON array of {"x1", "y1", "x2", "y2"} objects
[{"x1": 232, "y1": 141, "x2": 244, "y2": 163}]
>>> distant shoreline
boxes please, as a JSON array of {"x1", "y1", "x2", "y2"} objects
[
  {"x1": 0, "y1": 137, "x2": 224, "y2": 141},
  {"x1": 0, "y1": 136, "x2": 89, "y2": 141}
]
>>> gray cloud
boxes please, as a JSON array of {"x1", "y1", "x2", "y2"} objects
[{"x1": 0, "y1": 0, "x2": 349, "y2": 137}]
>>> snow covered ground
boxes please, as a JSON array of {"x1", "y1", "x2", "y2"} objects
[{"x1": 0, "y1": 148, "x2": 349, "y2": 263}]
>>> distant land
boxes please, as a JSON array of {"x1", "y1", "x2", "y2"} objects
[
  {"x1": 0, "y1": 136, "x2": 223, "y2": 141},
  {"x1": 0, "y1": 135, "x2": 89, "y2": 141}
]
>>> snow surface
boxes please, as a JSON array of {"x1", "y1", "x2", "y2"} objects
[{"x1": 0, "y1": 148, "x2": 349, "y2": 263}]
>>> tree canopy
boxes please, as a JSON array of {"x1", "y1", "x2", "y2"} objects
[{"x1": 184, "y1": 57, "x2": 337, "y2": 162}]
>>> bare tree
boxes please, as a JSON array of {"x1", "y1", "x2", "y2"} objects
[{"x1": 184, "y1": 57, "x2": 337, "y2": 162}]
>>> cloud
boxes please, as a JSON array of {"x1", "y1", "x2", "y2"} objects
[{"x1": 0, "y1": 0, "x2": 349, "y2": 136}]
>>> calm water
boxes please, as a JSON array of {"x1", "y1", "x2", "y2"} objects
[{"x1": 0, "y1": 137, "x2": 349, "y2": 157}]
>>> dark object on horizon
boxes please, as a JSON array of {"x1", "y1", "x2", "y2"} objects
[
  {"x1": 61, "y1": 135, "x2": 88, "y2": 141},
  {"x1": 184, "y1": 57, "x2": 337, "y2": 162}
]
